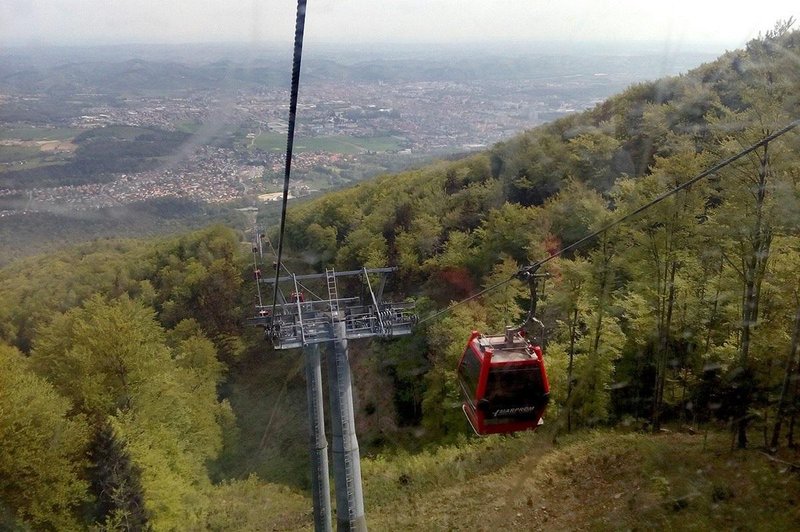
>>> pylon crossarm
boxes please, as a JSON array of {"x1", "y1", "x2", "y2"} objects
[
  {"x1": 249, "y1": 267, "x2": 416, "y2": 349},
  {"x1": 258, "y1": 267, "x2": 397, "y2": 285}
]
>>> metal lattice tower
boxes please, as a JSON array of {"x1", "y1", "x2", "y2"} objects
[
  {"x1": 250, "y1": 266, "x2": 415, "y2": 531},
  {"x1": 251, "y1": 267, "x2": 415, "y2": 350}
]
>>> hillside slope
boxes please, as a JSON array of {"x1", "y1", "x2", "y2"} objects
[
  {"x1": 264, "y1": 430, "x2": 800, "y2": 531},
  {"x1": 269, "y1": 23, "x2": 800, "y2": 450},
  {"x1": 2, "y1": 27, "x2": 800, "y2": 529}
]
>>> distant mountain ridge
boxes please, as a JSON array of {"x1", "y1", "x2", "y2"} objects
[{"x1": 0, "y1": 47, "x2": 717, "y2": 94}]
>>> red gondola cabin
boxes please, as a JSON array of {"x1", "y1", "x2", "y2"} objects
[{"x1": 457, "y1": 329, "x2": 550, "y2": 435}]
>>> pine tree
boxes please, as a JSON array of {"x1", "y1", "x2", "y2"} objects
[{"x1": 89, "y1": 422, "x2": 150, "y2": 531}]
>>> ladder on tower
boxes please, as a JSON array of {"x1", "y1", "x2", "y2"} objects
[
  {"x1": 326, "y1": 268, "x2": 339, "y2": 314},
  {"x1": 345, "y1": 454, "x2": 355, "y2": 525}
]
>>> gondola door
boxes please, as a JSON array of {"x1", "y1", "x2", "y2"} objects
[{"x1": 458, "y1": 331, "x2": 490, "y2": 434}]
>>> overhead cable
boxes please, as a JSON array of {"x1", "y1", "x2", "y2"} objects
[{"x1": 271, "y1": 0, "x2": 308, "y2": 318}]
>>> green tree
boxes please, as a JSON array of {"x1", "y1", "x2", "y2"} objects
[
  {"x1": 481, "y1": 255, "x2": 527, "y2": 332},
  {"x1": 710, "y1": 102, "x2": 796, "y2": 447},
  {"x1": 765, "y1": 236, "x2": 800, "y2": 441},
  {"x1": 0, "y1": 345, "x2": 90, "y2": 531},
  {"x1": 421, "y1": 303, "x2": 488, "y2": 440},
  {"x1": 30, "y1": 296, "x2": 228, "y2": 529},
  {"x1": 473, "y1": 202, "x2": 547, "y2": 271},
  {"x1": 570, "y1": 229, "x2": 626, "y2": 427},
  {"x1": 544, "y1": 179, "x2": 609, "y2": 251},
  {"x1": 88, "y1": 421, "x2": 150, "y2": 531},
  {"x1": 566, "y1": 126, "x2": 623, "y2": 190},
  {"x1": 614, "y1": 146, "x2": 710, "y2": 429},
  {"x1": 545, "y1": 257, "x2": 592, "y2": 431},
  {"x1": 492, "y1": 130, "x2": 570, "y2": 206},
  {"x1": 30, "y1": 295, "x2": 172, "y2": 418}
]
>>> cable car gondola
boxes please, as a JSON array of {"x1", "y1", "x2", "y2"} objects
[
  {"x1": 457, "y1": 328, "x2": 549, "y2": 435},
  {"x1": 457, "y1": 267, "x2": 550, "y2": 435}
]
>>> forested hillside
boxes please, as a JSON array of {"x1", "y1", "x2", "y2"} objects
[
  {"x1": 0, "y1": 227, "x2": 252, "y2": 529},
  {"x1": 281, "y1": 22, "x2": 800, "y2": 447},
  {"x1": 2, "y1": 25, "x2": 800, "y2": 530}
]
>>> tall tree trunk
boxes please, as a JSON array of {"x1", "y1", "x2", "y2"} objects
[
  {"x1": 736, "y1": 143, "x2": 772, "y2": 449},
  {"x1": 591, "y1": 239, "x2": 613, "y2": 360},
  {"x1": 704, "y1": 256, "x2": 725, "y2": 356},
  {"x1": 653, "y1": 261, "x2": 677, "y2": 431},
  {"x1": 770, "y1": 296, "x2": 800, "y2": 449},
  {"x1": 566, "y1": 306, "x2": 578, "y2": 433}
]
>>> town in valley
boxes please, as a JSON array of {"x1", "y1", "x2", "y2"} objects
[{"x1": 0, "y1": 45, "x2": 714, "y2": 218}]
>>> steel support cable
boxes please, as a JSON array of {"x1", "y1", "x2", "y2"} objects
[
  {"x1": 271, "y1": 0, "x2": 308, "y2": 318},
  {"x1": 417, "y1": 278, "x2": 515, "y2": 325},
  {"x1": 252, "y1": 241, "x2": 264, "y2": 307},
  {"x1": 521, "y1": 118, "x2": 800, "y2": 274},
  {"x1": 418, "y1": 117, "x2": 800, "y2": 325}
]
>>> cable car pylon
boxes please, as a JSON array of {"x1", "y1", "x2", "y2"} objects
[
  {"x1": 305, "y1": 343, "x2": 332, "y2": 531},
  {"x1": 249, "y1": 1, "x2": 414, "y2": 528},
  {"x1": 250, "y1": 264, "x2": 415, "y2": 531}
]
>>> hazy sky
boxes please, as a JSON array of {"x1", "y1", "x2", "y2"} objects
[{"x1": 2, "y1": 0, "x2": 799, "y2": 52}]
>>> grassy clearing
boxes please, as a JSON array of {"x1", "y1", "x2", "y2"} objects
[
  {"x1": 245, "y1": 428, "x2": 800, "y2": 531},
  {"x1": 212, "y1": 347, "x2": 311, "y2": 489},
  {"x1": 0, "y1": 126, "x2": 81, "y2": 141},
  {"x1": 206, "y1": 476, "x2": 311, "y2": 531},
  {"x1": 0, "y1": 145, "x2": 71, "y2": 172},
  {"x1": 366, "y1": 429, "x2": 800, "y2": 530},
  {"x1": 0, "y1": 145, "x2": 42, "y2": 164},
  {"x1": 252, "y1": 132, "x2": 404, "y2": 154},
  {"x1": 176, "y1": 121, "x2": 203, "y2": 134},
  {"x1": 0, "y1": 127, "x2": 80, "y2": 168},
  {"x1": 74, "y1": 124, "x2": 160, "y2": 141}
]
